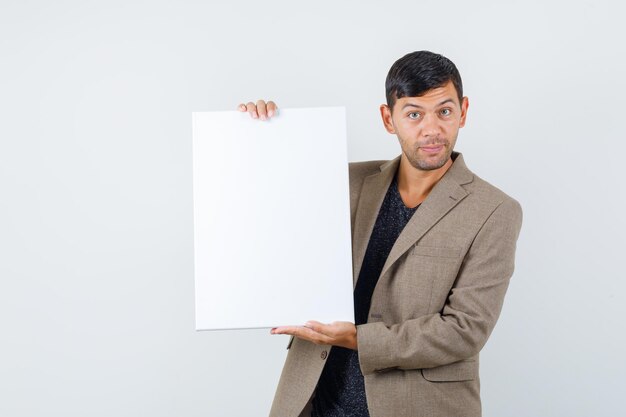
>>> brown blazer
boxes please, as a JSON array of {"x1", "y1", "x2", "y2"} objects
[{"x1": 269, "y1": 153, "x2": 523, "y2": 417}]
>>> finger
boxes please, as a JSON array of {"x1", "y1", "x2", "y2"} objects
[
  {"x1": 304, "y1": 320, "x2": 332, "y2": 336},
  {"x1": 296, "y1": 326, "x2": 332, "y2": 345},
  {"x1": 237, "y1": 103, "x2": 247, "y2": 112},
  {"x1": 256, "y1": 100, "x2": 268, "y2": 120},
  {"x1": 266, "y1": 101, "x2": 278, "y2": 118},
  {"x1": 270, "y1": 325, "x2": 297, "y2": 335},
  {"x1": 272, "y1": 325, "x2": 331, "y2": 345},
  {"x1": 272, "y1": 325, "x2": 306, "y2": 335},
  {"x1": 246, "y1": 102, "x2": 258, "y2": 119}
]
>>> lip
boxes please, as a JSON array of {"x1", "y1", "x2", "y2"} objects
[{"x1": 419, "y1": 145, "x2": 444, "y2": 154}]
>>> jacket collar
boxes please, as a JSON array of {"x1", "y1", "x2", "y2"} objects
[{"x1": 352, "y1": 152, "x2": 473, "y2": 287}]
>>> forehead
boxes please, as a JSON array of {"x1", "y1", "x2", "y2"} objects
[{"x1": 393, "y1": 81, "x2": 459, "y2": 110}]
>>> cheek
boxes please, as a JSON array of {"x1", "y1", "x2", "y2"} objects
[
  {"x1": 442, "y1": 121, "x2": 461, "y2": 134},
  {"x1": 397, "y1": 121, "x2": 420, "y2": 136}
]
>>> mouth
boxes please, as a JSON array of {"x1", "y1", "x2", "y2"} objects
[{"x1": 419, "y1": 144, "x2": 445, "y2": 154}]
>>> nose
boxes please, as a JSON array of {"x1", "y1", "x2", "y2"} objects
[{"x1": 421, "y1": 113, "x2": 441, "y2": 138}]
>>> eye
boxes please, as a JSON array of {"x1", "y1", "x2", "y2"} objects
[
  {"x1": 440, "y1": 108, "x2": 452, "y2": 116},
  {"x1": 408, "y1": 112, "x2": 421, "y2": 120}
]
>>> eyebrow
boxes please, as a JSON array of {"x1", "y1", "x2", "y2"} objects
[{"x1": 401, "y1": 98, "x2": 456, "y2": 110}]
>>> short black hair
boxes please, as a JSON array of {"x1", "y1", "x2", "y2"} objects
[{"x1": 385, "y1": 51, "x2": 463, "y2": 110}]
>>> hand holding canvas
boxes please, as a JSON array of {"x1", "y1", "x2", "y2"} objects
[{"x1": 271, "y1": 321, "x2": 357, "y2": 350}]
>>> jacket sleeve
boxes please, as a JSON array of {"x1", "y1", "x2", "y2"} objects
[{"x1": 356, "y1": 197, "x2": 523, "y2": 375}]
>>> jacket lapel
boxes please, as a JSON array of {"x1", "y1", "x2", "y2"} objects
[
  {"x1": 352, "y1": 153, "x2": 474, "y2": 287},
  {"x1": 352, "y1": 157, "x2": 400, "y2": 288},
  {"x1": 378, "y1": 153, "x2": 473, "y2": 280}
]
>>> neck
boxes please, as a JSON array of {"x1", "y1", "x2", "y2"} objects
[{"x1": 396, "y1": 155, "x2": 453, "y2": 207}]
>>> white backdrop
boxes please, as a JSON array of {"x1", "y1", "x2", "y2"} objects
[{"x1": 1, "y1": 1, "x2": 624, "y2": 416}]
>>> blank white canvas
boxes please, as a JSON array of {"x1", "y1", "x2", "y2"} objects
[{"x1": 192, "y1": 107, "x2": 354, "y2": 330}]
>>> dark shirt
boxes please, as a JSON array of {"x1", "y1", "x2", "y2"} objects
[{"x1": 312, "y1": 176, "x2": 419, "y2": 417}]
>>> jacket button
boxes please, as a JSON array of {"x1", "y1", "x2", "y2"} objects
[{"x1": 320, "y1": 350, "x2": 328, "y2": 360}]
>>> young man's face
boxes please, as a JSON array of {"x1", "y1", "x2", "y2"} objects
[{"x1": 380, "y1": 80, "x2": 469, "y2": 171}]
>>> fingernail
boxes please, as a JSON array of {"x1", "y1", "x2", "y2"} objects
[
  {"x1": 268, "y1": 110, "x2": 274, "y2": 117},
  {"x1": 260, "y1": 115, "x2": 266, "y2": 120}
]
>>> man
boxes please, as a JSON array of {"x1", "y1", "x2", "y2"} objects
[{"x1": 239, "y1": 51, "x2": 522, "y2": 417}]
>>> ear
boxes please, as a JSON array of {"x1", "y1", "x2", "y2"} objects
[
  {"x1": 459, "y1": 96, "x2": 469, "y2": 128},
  {"x1": 380, "y1": 104, "x2": 396, "y2": 134}
]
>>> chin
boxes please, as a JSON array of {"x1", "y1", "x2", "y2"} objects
[{"x1": 409, "y1": 155, "x2": 450, "y2": 171}]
